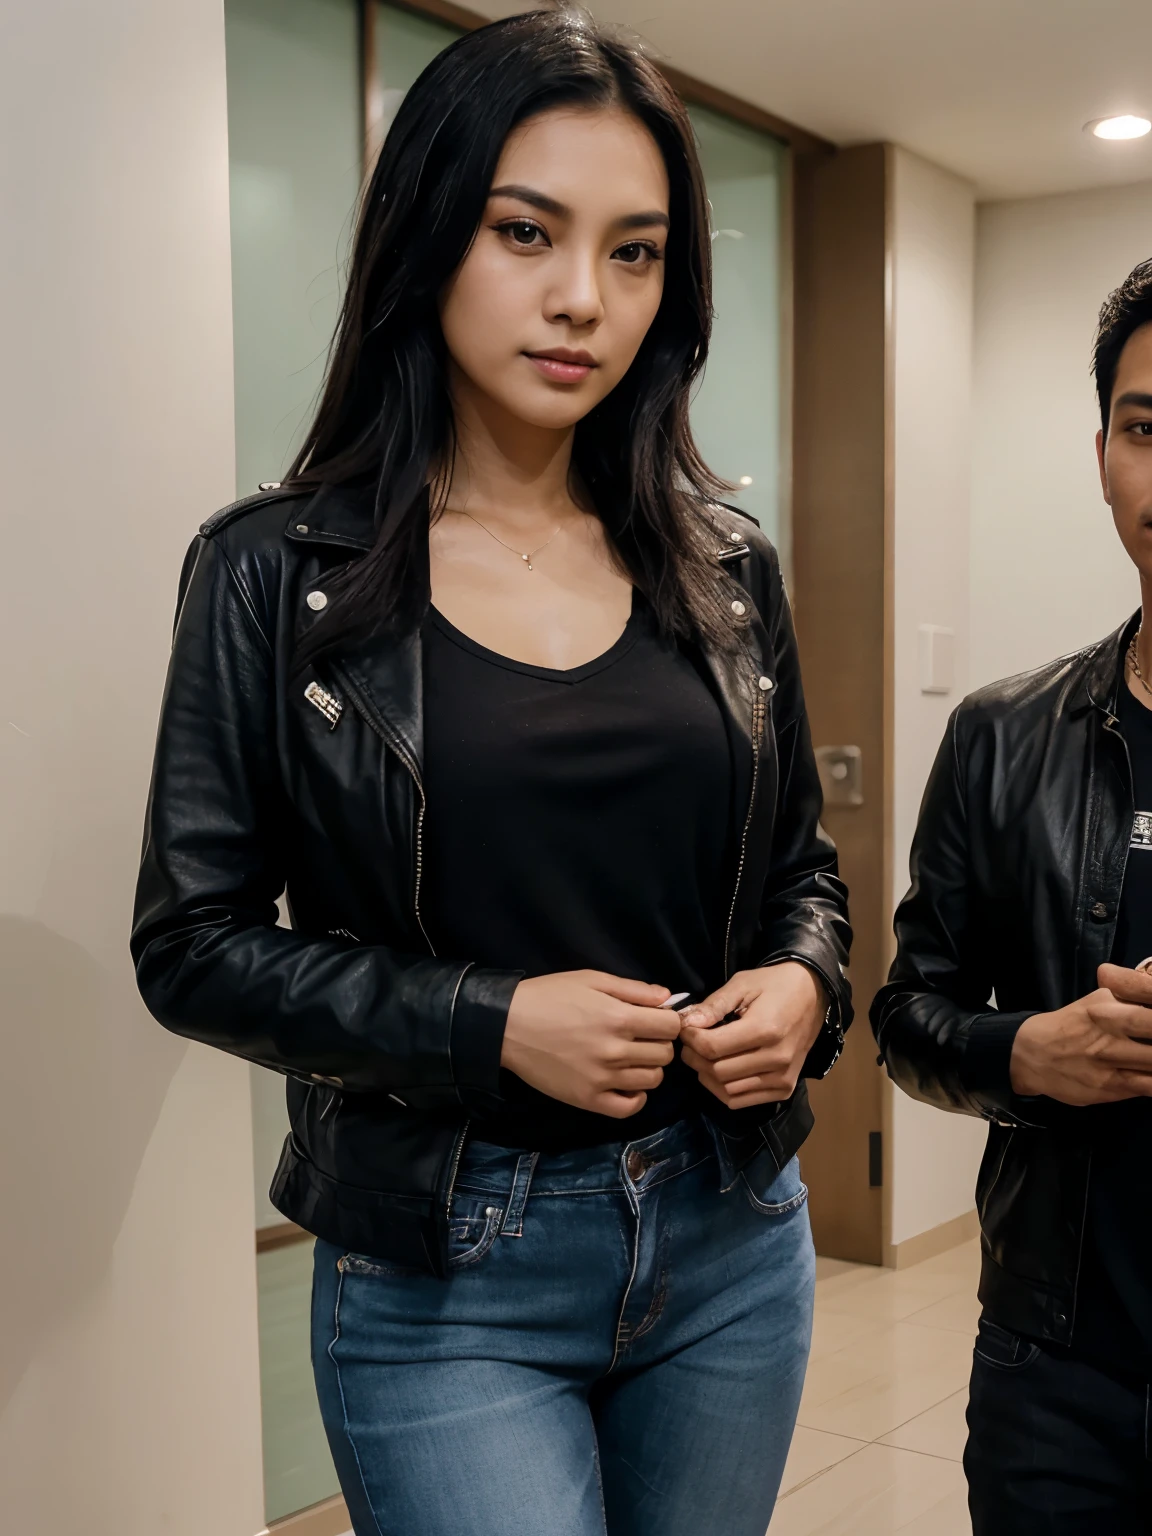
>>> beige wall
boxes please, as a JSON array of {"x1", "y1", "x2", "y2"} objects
[
  {"x1": 970, "y1": 181, "x2": 1152, "y2": 689},
  {"x1": 0, "y1": 3, "x2": 265, "y2": 1532},
  {"x1": 887, "y1": 148, "x2": 988, "y2": 1246}
]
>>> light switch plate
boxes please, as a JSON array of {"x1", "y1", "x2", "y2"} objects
[
  {"x1": 815, "y1": 745, "x2": 863, "y2": 807},
  {"x1": 918, "y1": 625, "x2": 955, "y2": 694}
]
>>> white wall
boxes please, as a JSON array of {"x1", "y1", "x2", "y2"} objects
[
  {"x1": 888, "y1": 148, "x2": 988, "y2": 1246},
  {"x1": 0, "y1": 3, "x2": 265, "y2": 1533},
  {"x1": 970, "y1": 182, "x2": 1152, "y2": 689}
]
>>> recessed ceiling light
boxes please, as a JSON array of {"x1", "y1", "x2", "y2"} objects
[{"x1": 1087, "y1": 115, "x2": 1152, "y2": 141}]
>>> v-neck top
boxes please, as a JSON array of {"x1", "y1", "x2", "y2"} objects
[{"x1": 420, "y1": 592, "x2": 733, "y2": 1149}]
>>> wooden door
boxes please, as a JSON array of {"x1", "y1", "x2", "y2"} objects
[{"x1": 790, "y1": 145, "x2": 893, "y2": 1265}]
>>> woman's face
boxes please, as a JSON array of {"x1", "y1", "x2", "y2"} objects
[{"x1": 439, "y1": 105, "x2": 670, "y2": 432}]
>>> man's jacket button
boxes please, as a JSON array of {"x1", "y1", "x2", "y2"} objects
[
  {"x1": 306, "y1": 590, "x2": 328, "y2": 611},
  {"x1": 1090, "y1": 902, "x2": 1109, "y2": 920}
]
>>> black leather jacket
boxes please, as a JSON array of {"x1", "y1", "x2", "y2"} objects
[
  {"x1": 132, "y1": 482, "x2": 852, "y2": 1274},
  {"x1": 872, "y1": 615, "x2": 1140, "y2": 1346}
]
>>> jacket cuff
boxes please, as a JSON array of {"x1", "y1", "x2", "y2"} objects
[
  {"x1": 760, "y1": 952, "x2": 847, "y2": 1080},
  {"x1": 958, "y1": 1010, "x2": 1034, "y2": 1093},
  {"x1": 449, "y1": 965, "x2": 523, "y2": 1099}
]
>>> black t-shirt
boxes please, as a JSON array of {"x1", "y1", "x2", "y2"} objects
[
  {"x1": 420, "y1": 593, "x2": 733, "y2": 1150},
  {"x1": 1070, "y1": 676, "x2": 1152, "y2": 1375}
]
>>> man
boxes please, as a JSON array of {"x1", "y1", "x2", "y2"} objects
[{"x1": 873, "y1": 258, "x2": 1152, "y2": 1532}]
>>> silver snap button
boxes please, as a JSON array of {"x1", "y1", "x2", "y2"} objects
[
  {"x1": 729, "y1": 530, "x2": 742, "y2": 543},
  {"x1": 257, "y1": 481, "x2": 281, "y2": 491},
  {"x1": 295, "y1": 523, "x2": 309, "y2": 534},
  {"x1": 306, "y1": 590, "x2": 328, "y2": 611},
  {"x1": 731, "y1": 600, "x2": 747, "y2": 617},
  {"x1": 758, "y1": 675, "x2": 774, "y2": 692}
]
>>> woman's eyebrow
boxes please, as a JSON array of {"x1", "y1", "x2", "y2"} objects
[
  {"x1": 488, "y1": 183, "x2": 669, "y2": 231},
  {"x1": 489, "y1": 184, "x2": 569, "y2": 216}
]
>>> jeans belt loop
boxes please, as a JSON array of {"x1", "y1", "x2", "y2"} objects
[
  {"x1": 500, "y1": 1151, "x2": 539, "y2": 1237},
  {"x1": 701, "y1": 1117, "x2": 741, "y2": 1193}
]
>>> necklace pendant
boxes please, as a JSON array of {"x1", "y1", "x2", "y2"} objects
[{"x1": 526, "y1": 561, "x2": 533, "y2": 571}]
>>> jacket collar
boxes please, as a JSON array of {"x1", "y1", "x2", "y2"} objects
[
  {"x1": 285, "y1": 481, "x2": 376, "y2": 552},
  {"x1": 1082, "y1": 609, "x2": 1140, "y2": 717},
  {"x1": 286, "y1": 483, "x2": 754, "y2": 567}
]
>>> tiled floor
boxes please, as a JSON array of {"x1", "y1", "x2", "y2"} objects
[
  {"x1": 773, "y1": 1238, "x2": 979, "y2": 1534},
  {"x1": 260, "y1": 1235, "x2": 980, "y2": 1533}
]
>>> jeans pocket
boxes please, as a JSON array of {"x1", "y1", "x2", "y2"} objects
[
  {"x1": 337, "y1": 1251, "x2": 423, "y2": 1279},
  {"x1": 446, "y1": 1195, "x2": 504, "y2": 1271},
  {"x1": 973, "y1": 1317, "x2": 1042, "y2": 1371},
  {"x1": 740, "y1": 1154, "x2": 808, "y2": 1216}
]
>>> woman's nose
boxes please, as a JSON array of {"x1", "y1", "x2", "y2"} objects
[{"x1": 545, "y1": 250, "x2": 604, "y2": 328}]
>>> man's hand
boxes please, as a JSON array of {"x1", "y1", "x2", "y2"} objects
[
  {"x1": 1009, "y1": 963, "x2": 1152, "y2": 1104},
  {"x1": 679, "y1": 962, "x2": 828, "y2": 1110},
  {"x1": 502, "y1": 971, "x2": 680, "y2": 1117}
]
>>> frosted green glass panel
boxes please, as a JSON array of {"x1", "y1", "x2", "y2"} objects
[
  {"x1": 226, "y1": 0, "x2": 362, "y2": 498},
  {"x1": 688, "y1": 105, "x2": 785, "y2": 547},
  {"x1": 374, "y1": 5, "x2": 462, "y2": 138}
]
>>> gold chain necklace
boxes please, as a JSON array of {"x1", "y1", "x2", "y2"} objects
[
  {"x1": 1127, "y1": 629, "x2": 1152, "y2": 701},
  {"x1": 450, "y1": 507, "x2": 563, "y2": 572}
]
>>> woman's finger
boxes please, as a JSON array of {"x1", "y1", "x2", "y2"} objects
[{"x1": 679, "y1": 975, "x2": 755, "y2": 1029}]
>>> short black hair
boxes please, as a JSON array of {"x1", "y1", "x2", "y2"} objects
[{"x1": 1093, "y1": 258, "x2": 1152, "y2": 432}]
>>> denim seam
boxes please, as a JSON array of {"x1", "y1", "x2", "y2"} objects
[
  {"x1": 327, "y1": 1261, "x2": 386, "y2": 1536},
  {"x1": 505, "y1": 1153, "x2": 714, "y2": 1201},
  {"x1": 608, "y1": 1155, "x2": 644, "y2": 1374},
  {"x1": 741, "y1": 1175, "x2": 808, "y2": 1217}
]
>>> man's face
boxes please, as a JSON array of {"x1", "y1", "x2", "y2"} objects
[{"x1": 1098, "y1": 320, "x2": 1152, "y2": 578}]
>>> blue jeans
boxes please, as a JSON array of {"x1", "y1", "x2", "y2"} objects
[{"x1": 311, "y1": 1116, "x2": 814, "y2": 1536}]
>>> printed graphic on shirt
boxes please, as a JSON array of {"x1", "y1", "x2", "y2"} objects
[{"x1": 1131, "y1": 811, "x2": 1152, "y2": 850}]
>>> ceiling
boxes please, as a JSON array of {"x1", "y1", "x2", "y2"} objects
[{"x1": 471, "y1": 0, "x2": 1152, "y2": 200}]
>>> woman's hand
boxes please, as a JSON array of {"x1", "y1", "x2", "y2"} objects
[
  {"x1": 679, "y1": 963, "x2": 828, "y2": 1110},
  {"x1": 502, "y1": 971, "x2": 680, "y2": 1117}
]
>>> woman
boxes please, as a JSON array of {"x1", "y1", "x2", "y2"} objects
[{"x1": 132, "y1": 10, "x2": 851, "y2": 1534}]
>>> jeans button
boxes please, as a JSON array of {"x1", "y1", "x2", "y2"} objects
[{"x1": 626, "y1": 1148, "x2": 648, "y2": 1182}]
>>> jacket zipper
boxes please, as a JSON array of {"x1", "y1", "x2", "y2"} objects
[
  {"x1": 724, "y1": 683, "x2": 767, "y2": 976},
  {"x1": 329, "y1": 664, "x2": 436, "y2": 956},
  {"x1": 444, "y1": 1117, "x2": 471, "y2": 1222},
  {"x1": 1101, "y1": 711, "x2": 1134, "y2": 948}
]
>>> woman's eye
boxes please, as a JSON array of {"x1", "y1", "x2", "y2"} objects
[
  {"x1": 613, "y1": 241, "x2": 660, "y2": 266},
  {"x1": 500, "y1": 220, "x2": 545, "y2": 247},
  {"x1": 1135, "y1": 422, "x2": 1152, "y2": 437}
]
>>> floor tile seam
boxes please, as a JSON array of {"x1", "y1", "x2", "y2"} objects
[
  {"x1": 874, "y1": 1386, "x2": 968, "y2": 1443},
  {"x1": 901, "y1": 1316, "x2": 978, "y2": 1337},
  {"x1": 871, "y1": 1441, "x2": 969, "y2": 1468},
  {"x1": 775, "y1": 1440, "x2": 871, "y2": 1501}
]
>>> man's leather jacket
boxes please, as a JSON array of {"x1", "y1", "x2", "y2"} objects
[
  {"x1": 132, "y1": 482, "x2": 852, "y2": 1274},
  {"x1": 872, "y1": 615, "x2": 1141, "y2": 1346}
]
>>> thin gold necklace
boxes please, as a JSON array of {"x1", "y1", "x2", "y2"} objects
[
  {"x1": 1127, "y1": 629, "x2": 1152, "y2": 701},
  {"x1": 449, "y1": 507, "x2": 563, "y2": 571}
]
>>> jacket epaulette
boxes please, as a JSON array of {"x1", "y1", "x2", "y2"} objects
[{"x1": 199, "y1": 481, "x2": 311, "y2": 539}]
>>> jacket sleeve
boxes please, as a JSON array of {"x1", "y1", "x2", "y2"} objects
[
  {"x1": 756, "y1": 553, "x2": 853, "y2": 1078},
  {"x1": 870, "y1": 707, "x2": 1039, "y2": 1122},
  {"x1": 131, "y1": 534, "x2": 519, "y2": 1105}
]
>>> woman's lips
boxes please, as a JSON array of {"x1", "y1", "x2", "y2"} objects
[{"x1": 525, "y1": 352, "x2": 596, "y2": 383}]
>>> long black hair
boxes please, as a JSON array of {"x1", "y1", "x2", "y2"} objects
[{"x1": 290, "y1": 6, "x2": 734, "y2": 667}]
